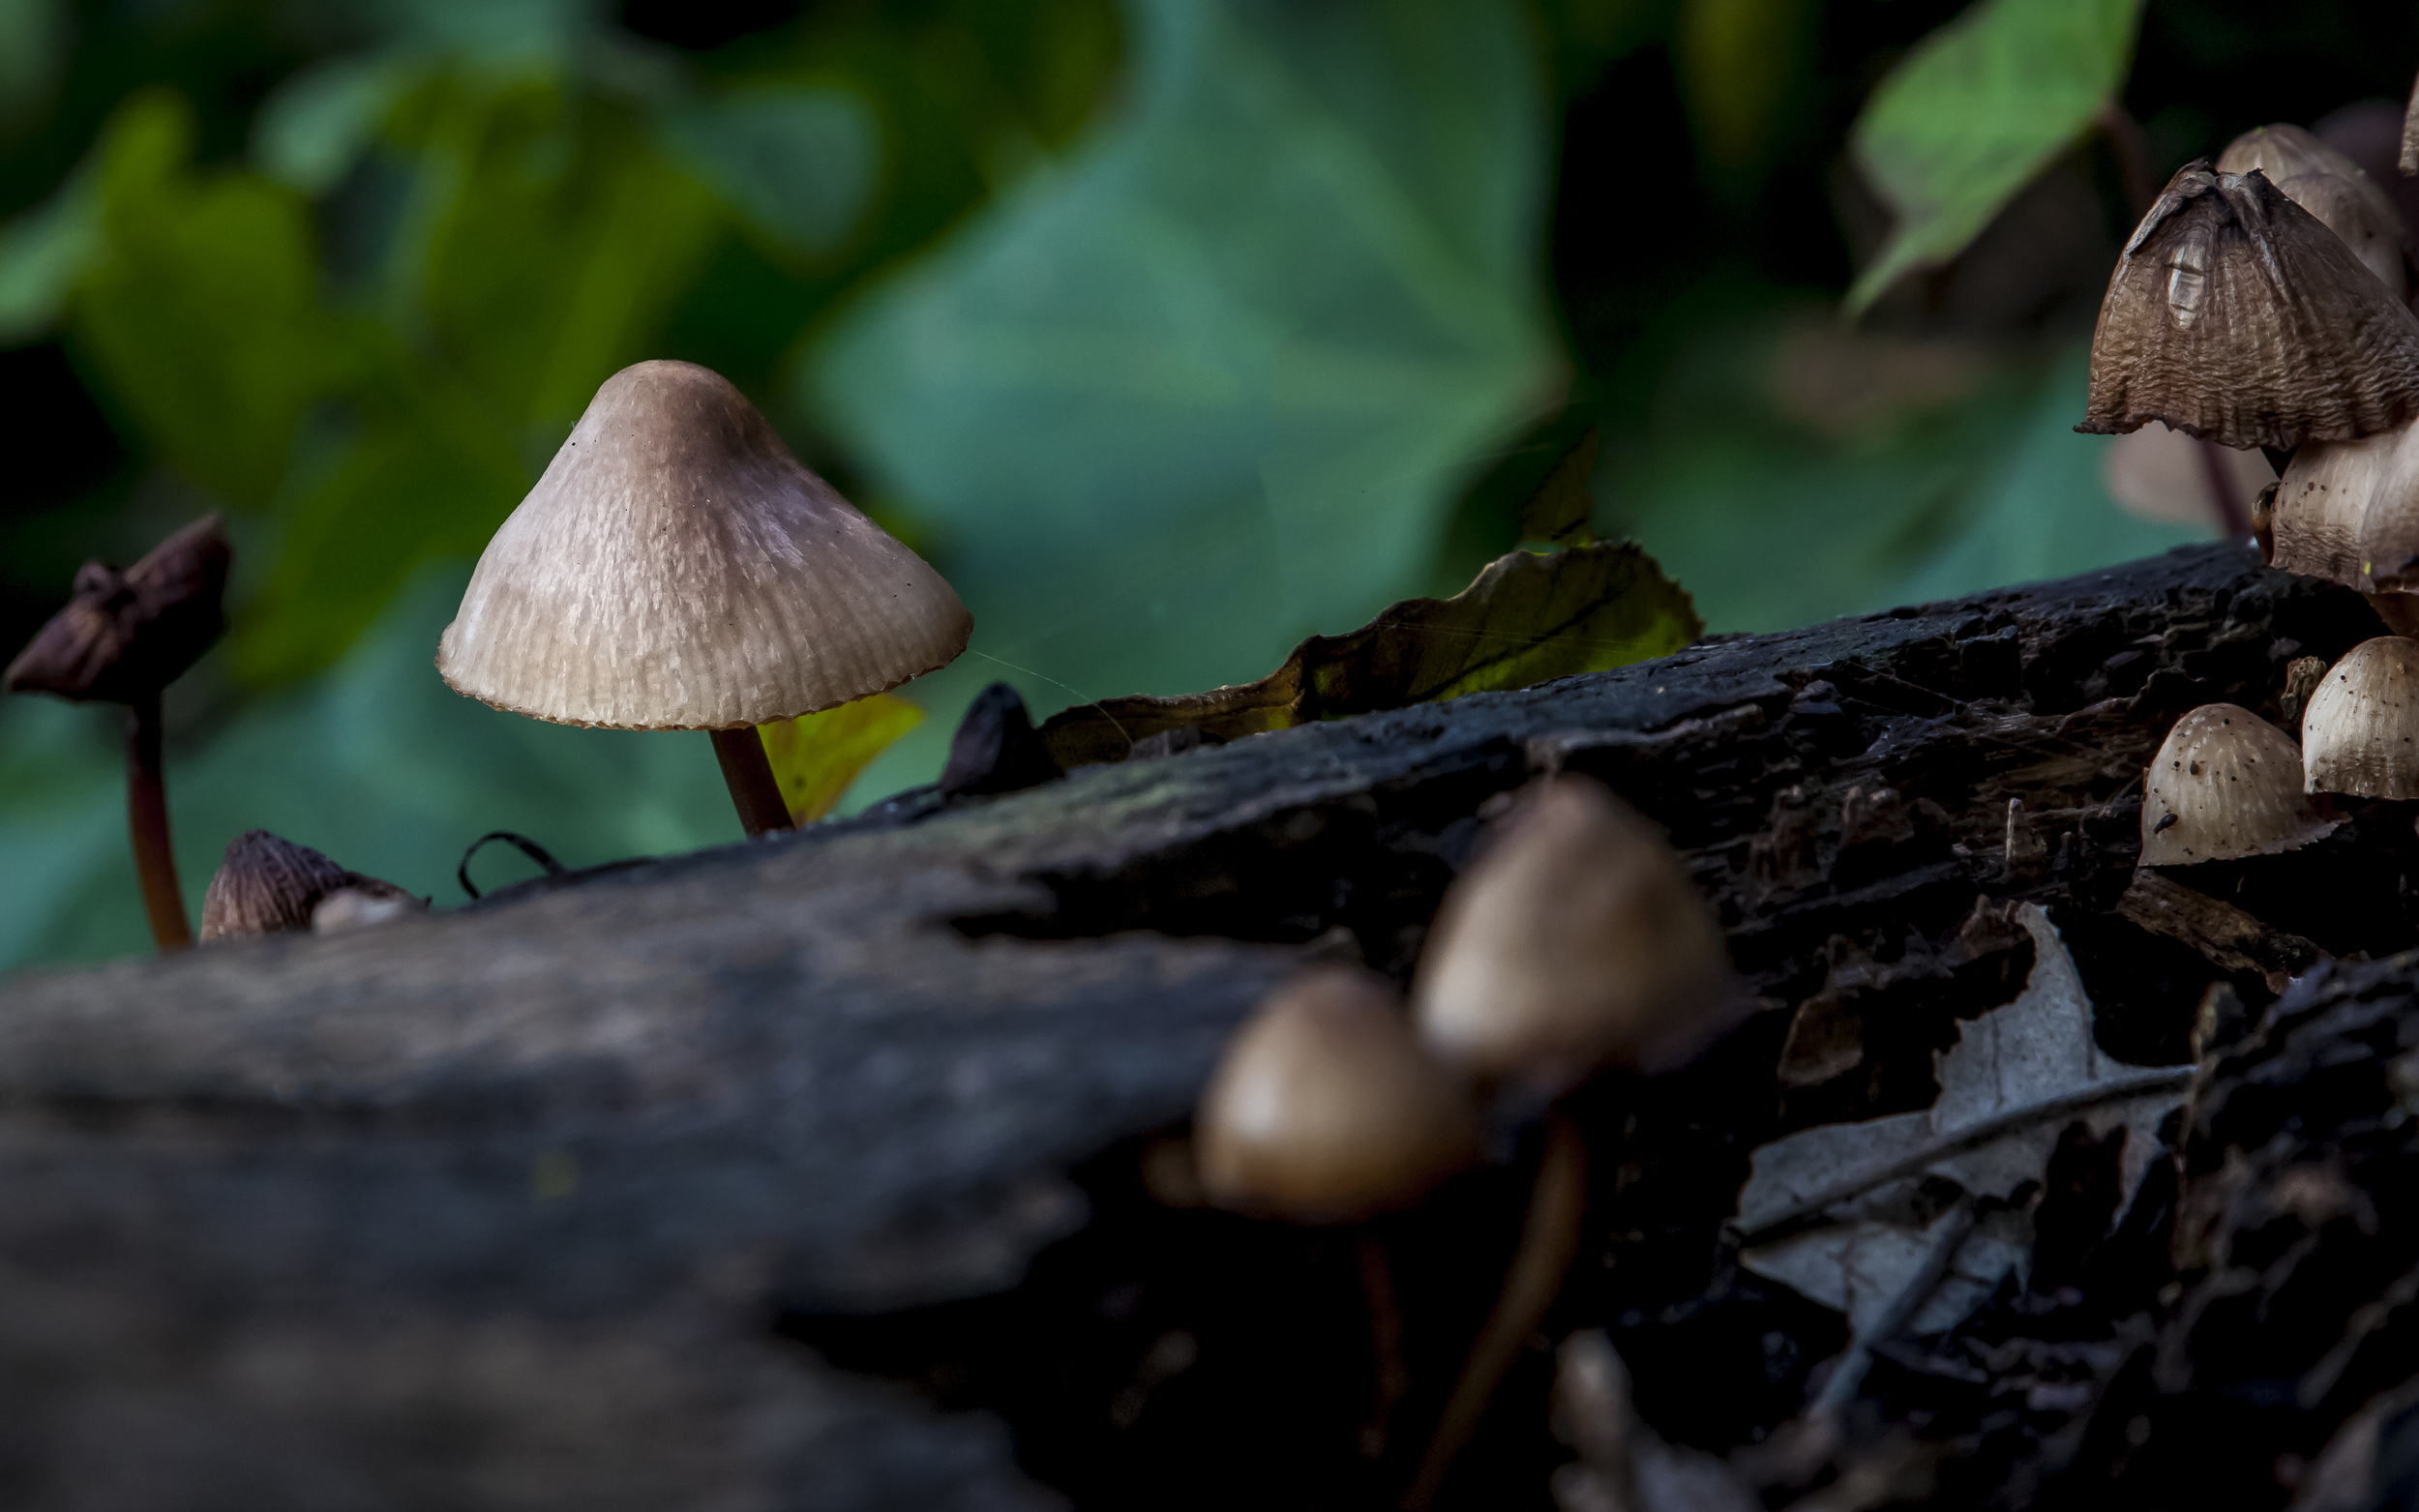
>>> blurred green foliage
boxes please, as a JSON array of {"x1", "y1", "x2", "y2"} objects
[{"x1": 3, "y1": 0, "x2": 2407, "y2": 973}]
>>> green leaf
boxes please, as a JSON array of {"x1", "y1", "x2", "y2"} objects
[
  {"x1": 69, "y1": 90, "x2": 334, "y2": 507},
  {"x1": 253, "y1": 54, "x2": 423, "y2": 195},
  {"x1": 1034, "y1": 539, "x2": 1700, "y2": 768},
  {"x1": 1844, "y1": 0, "x2": 2143, "y2": 316},
  {"x1": 658, "y1": 85, "x2": 881, "y2": 258},
  {"x1": 810, "y1": 0, "x2": 1562, "y2": 791},
  {"x1": 0, "y1": 169, "x2": 97, "y2": 346},
  {"x1": 760, "y1": 692, "x2": 923, "y2": 822}
]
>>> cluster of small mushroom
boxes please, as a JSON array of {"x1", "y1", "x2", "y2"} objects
[
  {"x1": 1192, "y1": 774, "x2": 1734, "y2": 1225},
  {"x1": 4, "y1": 360, "x2": 974, "y2": 950},
  {"x1": 2084, "y1": 115, "x2": 2419, "y2": 867}
]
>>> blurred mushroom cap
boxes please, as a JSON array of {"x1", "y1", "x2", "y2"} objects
[
  {"x1": 437, "y1": 360, "x2": 971, "y2": 730},
  {"x1": 311, "y1": 882, "x2": 429, "y2": 934},
  {"x1": 200, "y1": 829, "x2": 431, "y2": 941},
  {"x1": 2140, "y1": 703, "x2": 2337, "y2": 865},
  {"x1": 2272, "y1": 419, "x2": 2419, "y2": 592},
  {"x1": 2217, "y1": 124, "x2": 2409, "y2": 297},
  {"x1": 2304, "y1": 637, "x2": 2419, "y2": 798},
  {"x1": 1195, "y1": 965, "x2": 1479, "y2": 1224},
  {"x1": 4, "y1": 515, "x2": 229, "y2": 705},
  {"x1": 1412, "y1": 775, "x2": 1733, "y2": 1083},
  {"x1": 2078, "y1": 162, "x2": 2419, "y2": 451}
]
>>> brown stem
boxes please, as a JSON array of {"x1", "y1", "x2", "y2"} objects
[
  {"x1": 2194, "y1": 437, "x2": 2253, "y2": 539},
  {"x1": 124, "y1": 693, "x2": 191, "y2": 951},
  {"x1": 1359, "y1": 1230, "x2": 1411, "y2": 1462},
  {"x1": 2097, "y1": 102, "x2": 2159, "y2": 220},
  {"x1": 1402, "y1": 1114, "x2": 1588, "y2": 1511},
  {"x1": 710, "y1": 726, "x2": 797, "y2": 838}
]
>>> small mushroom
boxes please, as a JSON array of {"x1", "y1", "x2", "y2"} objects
[
  {"x1": 312, "y1": 883, "x2": 429, "y2": 934},
  {"x1": 2140, "y1": 704, "x2": 2337, "y2": 865},
  {"x1": 2269, "y1": 415, "x2": 2419, "y2": 592},
  {"x1": 2077, "y1": 162, "x2": 2419, "y2": 451},
  {"x1": 1411, "y1": 775, "x2": 1732, "y2": 1084},
  {"x1": 5, "y1": 515, "x2": 230, "y2": 951},
  {"x1": 200, "y1": 829, "x2": 423, "y2": 941},
  {"x1": 436, "y1": 361, "x2": 972, "y2": 838},
  {"x1": 1194, "y1": 965, "x2": 1479, "y2": 1224},
  {"x1": 2216, "y1": 124, "x2": 2410, "y2": 297},
  {"x1": 2303, "y1": 637, "x2": 2419, "y2": 798}
]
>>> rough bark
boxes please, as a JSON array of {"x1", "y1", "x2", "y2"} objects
[{"x1": 0, "y1": 540, "x2": 2391, "y2": 1509}]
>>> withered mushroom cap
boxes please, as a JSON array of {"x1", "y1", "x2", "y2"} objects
[
  {"x1": 1195, "y1": 965, "x2": 1479, "y2": 1224},
  {"x1": 2270, "y1": 420, "x2": 2419, "y2": 591},
  {"x1": 4, "y1": 514, "x2": 229, "y2": 705},
  {"x1": 2304, "y1": 637, "x2": 2419, "y2": 798},
  {"x1": 2216, "y1": 124, "x2": 2409, "y2": 297},
  {"x1": 2077, "y1": 162, "x2": 2419, "y2": 451},
  {"x1": 437, "y1": 361, "x2": 971, "y2": 730},
  {"x1": 199, "y1": 830, "x2": 420, "y2": 941},
  {"x1": 2140, "y1": 703, "x2": 2337, "y2": 865},
  {"x1": 1412, "y1": 775, "x2": 1732, "y2": 1082}
]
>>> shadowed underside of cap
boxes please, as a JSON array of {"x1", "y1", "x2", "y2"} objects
[
  {"x1": 2139, "y1": 703, "x2": 2336, "y2": 865},
  {"x1": 2304, "y1": 637, "x2": 2419, "y2": 798},
  {"x1": 437, "y1": 361, "x2": 971, "y2": 730},
  {"x1": 2271, "y1": 420, "x2": 2419, "y2": 591},
  {"x1": 2078, "y1": 163, "x2": 2419, "y2": 451},
  {"x1": 2216, "y1": 125, "x2": 2410, "y2": 297}
]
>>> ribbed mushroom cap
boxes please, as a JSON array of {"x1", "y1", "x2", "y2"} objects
[
  {"x1": 437, "y1": 361, "x2": 971, "y2": 730},
  {"x1": 1195, "y1": 965, "x2": 1479, "y2": 1224},
  {"x1": 2140, "y1": 704, "x2": 2337, "y2": 865},
  {"x1": 5, "y1": 514, "x2": 229, "y2": 705},
  {"x1": 2304, "y1": 637, "x2": 2419, "y2": 798},
  {"x1": 1412, "y1": 776, "x2": 1732, "y2": 1083},
  {"x1": 199, "y1": 830, "x2": 420, "y2": 941},
  {"x1": 2404, "y1": 69, "x2": 2419, "y2": 177},
  {"x1": 2216, "y1": 125, "x2": 2409, "y2": 296},
  {"x1": 2078, "y1": 162, "x2": 2419, "y2": 450},
  {"x1": 2271, "y1": 419, "x2": 2419, "y2": 591}
]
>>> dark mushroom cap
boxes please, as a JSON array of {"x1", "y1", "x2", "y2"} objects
[
  {"x1": 2078, "y1": 162, "x2": 2419, "y2": 451},
  {"x1": 4, "y1": 515, "x2": 229, "y2": 705},
  {"x1": 200, "y1": 830, "x2": 419, "y2": 941}
]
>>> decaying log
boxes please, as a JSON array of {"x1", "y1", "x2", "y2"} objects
[{"x1": 0, "y1": 539, "x2": 2400, "y2": 1509}]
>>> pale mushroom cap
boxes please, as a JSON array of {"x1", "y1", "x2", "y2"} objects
[
  {"x1": 1195, "y1": 965, "x2": 1478, "y2": 1224},
  {"x1": 2216, "y1": 124, "x2": 2409, "y2": 297},
  {"x1": 2139, "y1": 703, "x2": 2337, "y2": 865},
  {"x1": 2304, "y1": 637, "x2": 2419, "y2": 798},
  {"x1": 1411, "y1": 776, "x2": 1732, "y2": 1082},
  {"x1": 2272, "y1": 419, "x2": 2419, "y2": 592},
  {"x1": 436, "y1": 360, "x2": 971, "y2": 730}
]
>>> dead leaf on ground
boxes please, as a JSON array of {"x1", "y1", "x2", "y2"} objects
[{"x1": 1036, "y1": 541, "x2": 1702, "y2": 769}]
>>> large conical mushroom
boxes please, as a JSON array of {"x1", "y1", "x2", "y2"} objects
[
  {"x1": 5, "y1": 515, "x2": 230, "y2": 951},
  {"x1": 2217, "y1": 124, "x2": 2410, "y2": 298},
  {"x1": 1412, "y1": 775, "x2": 1733, "y2": 1086},
  {"x1": 2303, "y1": 637, "x2": 2419, "y2": 799},
  {"x1": 437, "y1": 361, "x2": 972, "y2": 837},
  {"x1": 2140, "y1": 704, "x2": 2336, "y2": 865},
  {"x1": 2076, "y1": 162, "x2": 2419, "y2": 451}
]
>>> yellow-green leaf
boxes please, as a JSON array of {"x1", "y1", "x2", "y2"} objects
[
  {"x1": 759, "y1": 693, "x2": 924, "y2": 822},
  {"x1": 1035, "y1": 540, "x2": 1702, "y2": 768}
]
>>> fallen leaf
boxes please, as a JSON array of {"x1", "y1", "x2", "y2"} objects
[
  {"x1": 759, "y1": 692, "x2": 923, "y2": 822},
  {"x1": 1034, "y1": 541, "x2": 1701, "y2": 769},
  {"x1": 1737, "y1": 904, "x2": 2189, "y2": 1338}
]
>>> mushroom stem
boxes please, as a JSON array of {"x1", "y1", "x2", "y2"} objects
[
  {"x1": 710, "y1": 726, "x2": 797, "y2": 837},
  {"x1": 1359, "y1": 1231, "x2": 1411, "y2": 1461},
  {"x1": 1402, "y1": 1113, "x2": 1588, "y2": 1511},
  {"x1": 123, "y1": 692, "x2": 191, "y2": 951}
]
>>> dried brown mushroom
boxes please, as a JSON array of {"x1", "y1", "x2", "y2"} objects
[
  {"x1": 5, "y1": 515, "x2": 230, "y2": 951},
  {"x1": 2217, "y1": 124, "x2": 2410, "y2": 297},
  {"x1": 200, "y1": 830, "x2": 422, "y2": 941},
  {"x1": 1194, "y1": 965, "x2": 1479, "y2": 1224},
  {"x1": 2303, "y1": 637, "x2": 2419, "y2": 799},
  {"x1": 437, "y1": 360, "x2": 972, "y2": 838},
  {"x1": 2139, "y1": 704, "x2": 2337, "y2": 865},
  {"x1": 2077, "y1": 162, "x2": 2419, "y2": 451},
  {"x1": 1412, "y1": 775, "x2": 1733, "y2": 1085}
]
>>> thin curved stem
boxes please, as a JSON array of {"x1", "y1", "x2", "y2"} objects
[
  {"x1": 124, "y1": 693, "x2": 191, "y2": 951},
  {"x1": 1402, "y1": 1113, "x2": 1588, "y2": 1510},
  {"x1": 710, "y1": 727, "x2": 797, "y2": 838}
]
